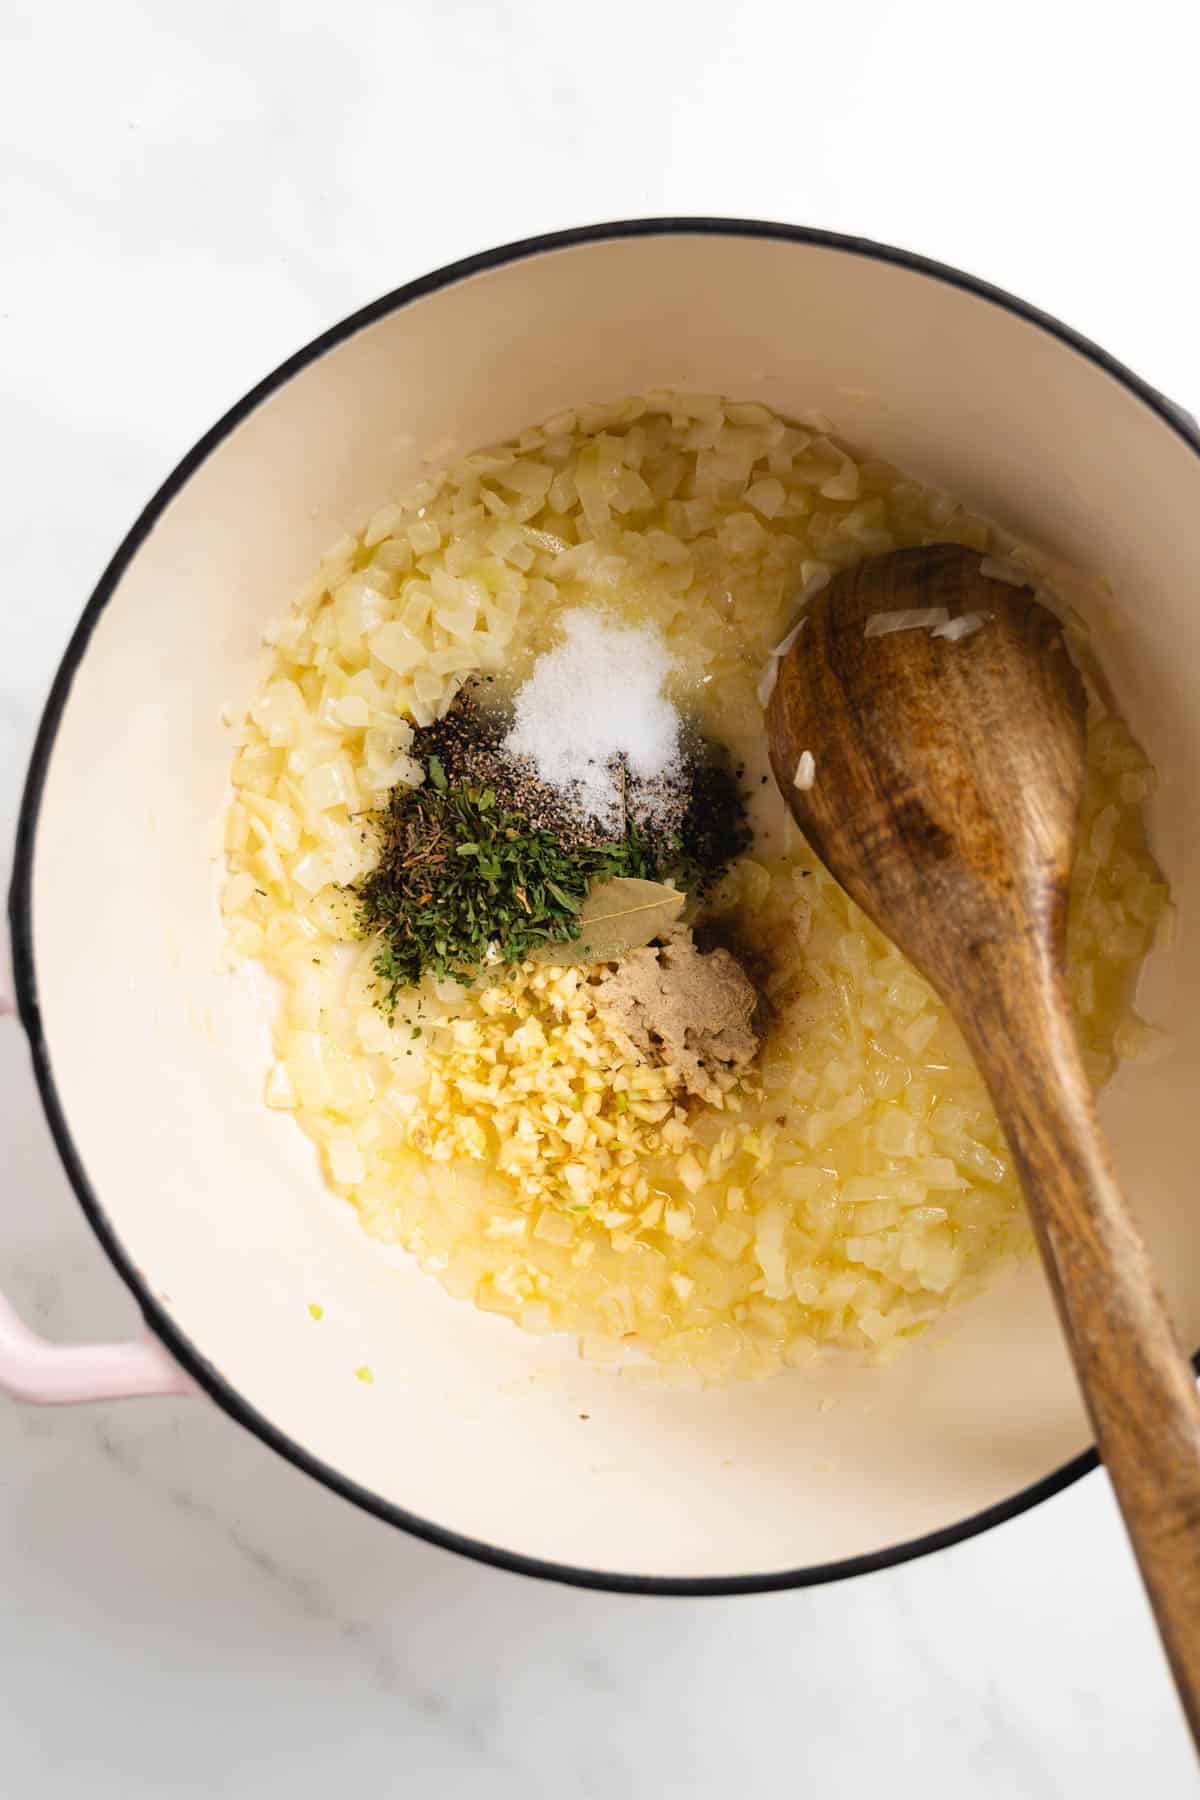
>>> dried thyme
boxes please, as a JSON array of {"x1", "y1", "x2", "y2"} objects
[
  {"x1": 354, "y1": 784, "x2": 663, "y2": 1015},
  {"x1": 352, "y1": 720, "x2": 751, "y2": 1016}
]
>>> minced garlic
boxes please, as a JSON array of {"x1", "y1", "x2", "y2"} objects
[{"x1": 402, "y1": 959, "x2": 760, "y2": 1243}]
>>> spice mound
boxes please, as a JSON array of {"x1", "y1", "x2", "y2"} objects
[
  {"x1": 415, "y1": 691, "x2": 603, "y2": 849},
  {"x1": 350, "y1": 621, "x2": 751, "y2": 1013},
  {"x1": 595, "y1": 935, "x2": 761, "y2": 1105},
  {"x1": 353, "y1": 777, "x2": 660, "y2": 1012},
  {"x1": 504, "y1": 608, "x2": 684, "y2": 836}
]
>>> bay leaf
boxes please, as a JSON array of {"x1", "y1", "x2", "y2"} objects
[{"x1": 536, "y1": 877, "x2": 686, "y2": 965}]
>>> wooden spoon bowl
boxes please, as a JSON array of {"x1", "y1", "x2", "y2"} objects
[{"x1": 768, "y1": 544, "x2": 1200, "y2": 1743}]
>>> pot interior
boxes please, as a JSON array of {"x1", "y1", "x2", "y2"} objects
[{"x1": 22, "y1": 229, "x2": 1200, "y2": 1583}]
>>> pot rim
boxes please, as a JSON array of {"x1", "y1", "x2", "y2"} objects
[{"x1": 10, "y1": 216, "x2": 1200, "y2": 1595}]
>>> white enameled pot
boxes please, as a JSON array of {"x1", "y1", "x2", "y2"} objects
[{"x1": 6, "y1": 221, "x2": 1200, "y2": 1593}]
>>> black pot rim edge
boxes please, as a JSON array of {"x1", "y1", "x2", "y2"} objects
[{"x1": 9, "y1": 216, "x2": 1200, "y2": 1598}]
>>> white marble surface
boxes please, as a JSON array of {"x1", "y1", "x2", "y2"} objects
[{"x1": 2, "y1": 1, "x2": 1198, "y2": 1791}]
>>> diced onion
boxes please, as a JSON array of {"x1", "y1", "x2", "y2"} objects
[
  {"x1": 864, "y1": 607, "x2": 950, "y2": 637},
  {"x1": 223, "y1": 389, "x2": 1166, "y2": 1382},
  {"x1": 930, "y1": 612, "x2": 988, "y2": 642}
]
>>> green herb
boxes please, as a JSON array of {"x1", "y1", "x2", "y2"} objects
[
  {"x1": 351, "y1": 751, "x2": 749, "y2": 1016},
  {"x1": 353, "y1": 784, "x2": 661, "y2": 1015}
]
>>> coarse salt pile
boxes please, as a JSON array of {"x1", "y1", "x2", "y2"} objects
[{"x1": 504, "y1": 608, "x2": 681, "y2": 832}]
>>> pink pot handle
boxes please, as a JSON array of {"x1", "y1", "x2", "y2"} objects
[
  {"x1": 0, "y1": 958, "x2": 194, "y2": 1405},
  {"x1": 0, "y1": 1290, "x2": 194, "y2": 1404}
]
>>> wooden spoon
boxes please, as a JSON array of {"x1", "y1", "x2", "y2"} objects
[{"x1": 767, "y1": 543, "x2": 1200, "y2": 1740}]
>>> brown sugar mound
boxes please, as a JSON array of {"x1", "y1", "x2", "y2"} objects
[{"x1": 594, "y1": 934, "x2": 761, "y2": 1105}]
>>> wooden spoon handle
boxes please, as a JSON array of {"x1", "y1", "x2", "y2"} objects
[{"x1": 963, "y1": 965, "x2": 1200, "y2": 1739}]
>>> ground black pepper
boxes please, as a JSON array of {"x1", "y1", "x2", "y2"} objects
[
  {"x1": 416, "y1": 685, "x2": 700, "y2": 849},
  {"x1": 676, "y1": 754, "x2": 753, "y2": 896},
  {"x1": 351, "y1": 690, "x2": 753, "y2": 1011}
]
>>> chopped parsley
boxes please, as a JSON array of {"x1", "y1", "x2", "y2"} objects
[{"x1": 352, "y1": 762, "x2": 748, "y2": 1018}]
